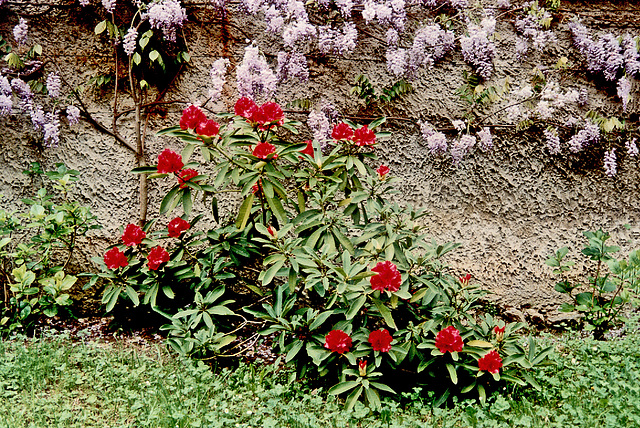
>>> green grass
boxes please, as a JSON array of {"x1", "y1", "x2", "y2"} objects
[{"x1": 1, "y1": 324, "x2": 640, "y2": 428}]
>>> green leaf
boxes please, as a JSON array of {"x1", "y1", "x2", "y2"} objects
[
  {"x1": 368, "y1": 117, "x2": 386, "y2": 130},
  {"x1": 328, "y1": 381, "x2": 359, "y2": 396},
  {"x1": 235, "y1": 194, "x2": 254, "y2": 230},
  {"x1": 182, "y1": 190, "x2": 193, "y2": 217},
  {"x1": 124, "y1": 286, "x2": 140, "y2": 306},
  {"x1": 149, "y1": 50, "x2": 160, "y2": 62},
  {"x1": 372, "y1": 297, "x2": 397, "y2": 329},
  {"x1": 95, "y1": 20, "x2": 107, "y2": 35},
  {"x1": 345, "y1": 386, "x2": 363, "y2": 411},
  {"x1": 333, "y1": 229, "x2": 355, "y2": 255},
  {"x1": 131, "y1": 166, "x2": 158, "y2": 174},
  {"x1": 446, "y1": 363, "x2": 458, "y2": 384},
  {"x1": 266, "y1": 195, "x2": 288, "y2": 225},
  {"x1": 160, "y1": 186, "x2": 181, "y2": 214},
  {"x1": 345, "y1": 295, "x2": 366, "y2": 320}
]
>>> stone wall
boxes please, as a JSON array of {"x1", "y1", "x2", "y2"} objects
[{"x1": 1, "y1": 0, "x2": 639, "y2": 323}]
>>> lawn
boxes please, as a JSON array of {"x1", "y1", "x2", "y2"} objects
[{"x1": 1, "y1": 320, "x2": 639, "y2": 428}]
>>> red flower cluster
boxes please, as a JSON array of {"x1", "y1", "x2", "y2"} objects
[
  {"x1": 178, "y1": 168, "x2": 198, "y2": 189},
  {"x1": 147, "y1": 246, "x2": 170, "y2": 270},
  {"x1": 370, "y1": 261, "x2": 401, "y2": 292},
  {"x1": 122, "y1": 224, "x2": 146, "y2": 247},
  {"x1": 478, "y1": 350, "x2": 503, "y2": 374},
  {"x1": 252, "y1": 179, "x2": 262, "y2": 194},
  {"x1": 435, "y1": 326, "x2": 464, "y2": 353},
  {"x1": 234, "y1": 98, "x2": 284, "y2": 129},
  {"x1": 253, "y1": 142, "x2": 277, "y2": 160},
  {"x1": 353, "y1": 125, "x2": 376, "y2": 146},
  {"x1": 299, "y1": 140, "x2": 314, "y2": 159},
  {"x1": 494, "y1": 325, "x2": 505, "y2": 334},
  {"x1": 234, "y1": 97, "x2": 258, "y2": 118},
  {"x1": 369, "y1": 329, "x2": 393, "y2": 352},
  {"x1": 459, "y1": 274, "x2": 471, "y2": 285},
  {"x1": 324, "y1": 329, "x2": 352, "y2": 354},
  {"x1": 180, "y1": 105, "x2": 220, "y2": 137},
  {"x1": 157, "y1": 149, "x2": 184, "y2": 174},
  {"x1": 358, "y1": 359, "x2": 367, "y2": 376},
  {"x1": 196, "y1": 119, "x2": 220, "y2": 137},
  {"x1": 331, "y1": 122, "x2": 353, "y2": 141},
  {"x1": 168, "y1": 217, "x2": 190, "y2": 238},
  {"x1": 376, "y1": 165, "x2": 390, "y2": 179},
  {"x1": 180, "y1": 105, "x2": 207, "y2": 130},
  {"x1": 103, "y1": 247, "x2": 128, "y2": 270}
]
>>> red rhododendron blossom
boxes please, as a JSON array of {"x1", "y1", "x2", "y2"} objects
[
  {"x1": 494, "y1": 326, "x2": 505, "y2": 334},
  {"x1": 234, "y1": 97, "x2": 258, "y2": 119},
  {"x1": 178, "y1": 168, "x2": 198, "y2": 189},
  {"x1": 267, "y1": 225, "x2": 277, "y2": 237},
  {"x1": 252, "y1": 180, "x2": 262, "y2": 194},
  {"x1": 252, "y1": 142, "x2": 277, "y2": 160},
  {"x1": 179, "y1": 105, "x2": 207, "y2": 130},
  {"x1": 252, "y1": 102, "x2": 284, "y2": 127},
  {"x1": 299, "y1": 140, "x2": 314, "y2": 159},
  {"x1": 370, "y1": 261, "x2": 402, "y2": 292},
  {"x1": 478, "y1": 350, "x2": 503, "y2": 374},
  {"x1": 122, "y1": 224, "x2": 146, "y2": 247},
  {"x1": 331, "y1": 122, "x2": 354, "y2": 141},
  {"x1": 459, "y1": 274, "x2": 471, "y2": 285},
  {"x1": 369, "y1": 329, "x2": 393, "y2": 352},
  {"x1": 168, "y1": 217, "x2": 190, "y2": 238},
  {"x1": 147, "y1": 246, "x2": 170, "y2": 271},
  {"x1": 157, "y1": 149, "x2": 184, "y2": 174},
  {"x1": 353, "y1": 125, "x2": 376, "y2": 146},
  {"x1": 376, "y1": 165, "x2": 390, "y2": 179},
  {"x1": 435, "y1": 326, "x2": 464, "y2": 353},
  {"x1": 103, "y1": 247, "x2": 128, "y2": 270},
  {"x1": 324, "y1": 329, "x2": 352, "y2": 354},
  {"x1": 196, "y1": 119, "x2": 220, "y2": 137}
]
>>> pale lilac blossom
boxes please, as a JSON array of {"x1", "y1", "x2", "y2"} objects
[
  {"x1": 47, "y1": 72, "x2": 61, "y2": 98},
  {"x1": 420, "y1": 121, "x2": 435, "y2": 140},
  {"x1": 544, "y1": 127, "x2": 561, "y2": 155},
  {"x1": 264, "y1": 6, "x2": 284, "y2": 33},
  {"x1": 386, "y1": 28, "x2": 399, "y2": 46},
  {"x1": 626, "y1": 138, "x2": 638, "y2": 157},
  {"x1": 460, "y1": 17, "x2": 495, "y2": 80},
  {"x1": 450, "y1": 134, "x2": 475, "y2": 164},
  {"x1": 102, "y1": 0, "x2": 116, "y2": 12},
  {"x1": 307, "y1": 109, "x2": 331, "y2": 142},
  {"x1": 407, "y1": 25, "x2": 454, "y2": 75},
  {"x1": 426, "y1": 132, "x2": 447, "y2": 155},
  {"x1": 386, "y1": 48, "x2": 406, "y2": 77},
  {"x1": 67, "y1": 105, "x2": 81, "y2": 126},
  {"x1": 13, "y1": 18, "x2": 28, "y2": 45},
  {"x1": 568, "y1": 122, "x2": 600, "y2": 153},
  {"x1": 276, "y1": 50, "x2": 309, "y2": 82},
  {"x1": 80, "y1": 0, "x2": 91, "y2": 6},
  {"x1": 43, "y1": 112, "x2": 60, "y2": 147},
  {"x1": 236, "y1": 45, "x2": 277, "y2": 100},
  {"x1": 146, "y1": 0, "x2": 187, "y2": 43},
  {"x1": 603, "y1": 148, "x2": 616, "y2": 177},
  {"x1": 209, "y1": 58, "x2": 229, "y2": 100},
  {"x1": 0, "y1": 75, "x2": 10, "y2": 95},
  {"x1": 0, "y1": 95, "x2": 11, "y2": 116},
  {"x1": 622, "y1": 35, "x2": 640, "y2": 77},
  {"x1": 617, "y1": 76, "x2": 632, "y2": 112},
  {"x1": 123, "y1": 28, "x2": 138, "y2": 56},
  {"x1": 30, "y1": 104, "x2": 46, "y2": 131},
  {"x1": 477, "y1": 127, "x2": 492, "y2": 151}
]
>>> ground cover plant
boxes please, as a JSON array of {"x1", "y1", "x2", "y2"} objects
[{"x1": 1, "y1": 320, "x2": 639, "y2": 427}]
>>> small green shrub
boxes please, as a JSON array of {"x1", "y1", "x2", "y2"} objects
[
  {"x1": 0, "y1": 163, "x2": 101, "y2": 334},
  {"x1": 547, "y1": 229, "x2": 640, "y2": 339}
]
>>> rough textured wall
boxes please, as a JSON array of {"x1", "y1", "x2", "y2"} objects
[{"x1": 1, "y1": 0, "x2": 639, "y2": 323}]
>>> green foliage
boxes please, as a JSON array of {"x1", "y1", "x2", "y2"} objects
[
  {"x1": 546, "y1": 229, "x2": 640, "y2": 339},
  {"x1": 103, "y1": 101, "x2": 552, "y2": 410},
  {"x1": 0, "y1": 164, "x2": 101, "y2": 335},
  {"x1": 351, "y1": 74, "x2": 414, "y2": 106}
]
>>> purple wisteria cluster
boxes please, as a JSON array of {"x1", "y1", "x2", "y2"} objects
[
  {"x1": 145, "y1": 0, "x2": 187, "y2": 43},
  {"x1": 513, "y1": 3, "x2": 556, "y2": 60},
  {"x1": 318, "y1": 23, "x2": 358, "y2": 56},
  {"x1": 13, "y1": 18, "x2": 28, "y2": 45},
  {"x1": 236, "y1": 45, "x2": 277, "y2": 101},
  {"x1": 568, "y1": 21, "x2": 639, "y2": 81},
  {"x1": 422, "y1": 121, "x2": 493, "y2": 165},
  {"x1": 386, "y1": 24, "x2": 454, "y2": 77},
  {"x1": 460, "y1": 16, "x2": 496, "y2": 80},
  {"x1": 209, "y1": 58, "x2": 230, "y2": 101}
]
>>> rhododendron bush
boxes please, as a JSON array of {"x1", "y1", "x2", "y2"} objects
[{"x1": 87, "y1": 101, "x2": 552, "y2": 409}]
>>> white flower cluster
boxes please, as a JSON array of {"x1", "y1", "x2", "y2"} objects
[
  {"x1": 67, "y1": 105, "x2": 81, "y2": 126},
  {"x1": 0, "y1": 75, "x2": 11, "y2": 116},
  {"x1": 514, "y1": 6, "x2": 556, "y2": 60},
  {"x1": 236, "y1": 45, "x2": 277, "y2": 101},
  {"x1": 146, "y1": 0, "x2": 187, "y2": 43},
  {"x1": 307, "y1": 109, "x2": 331, "y2": 143},
  {"x1": 209, "y1": 58, "x2": 230, "y2": 101},
  {"x1": 47, "y1": 72, "x2": 61, "y2": 98},
  {"x1": 102, "y1": 0, "x2": 116, "y2": 13},
  {"x1": 386, "y1": 24, "x2": 454, "y2": 77},
  {"x1": 318, "y1": 22, "x2": 357, "y2": 56},
  {"x1": 123, "y1": 28, "x2": 138, "y2": 56},
  {"x1": 603, "y1": 148, "x2": 616, "y2": 177},
  {"x1": 460, "y1": 16, "x2": 496, "y2": 80},
  {"x1": 13, "y1": 18, "x2": 28, "y2": 46},
  {"x1": 277, "y1": 51, "x2": 308, "y2": 82}
]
